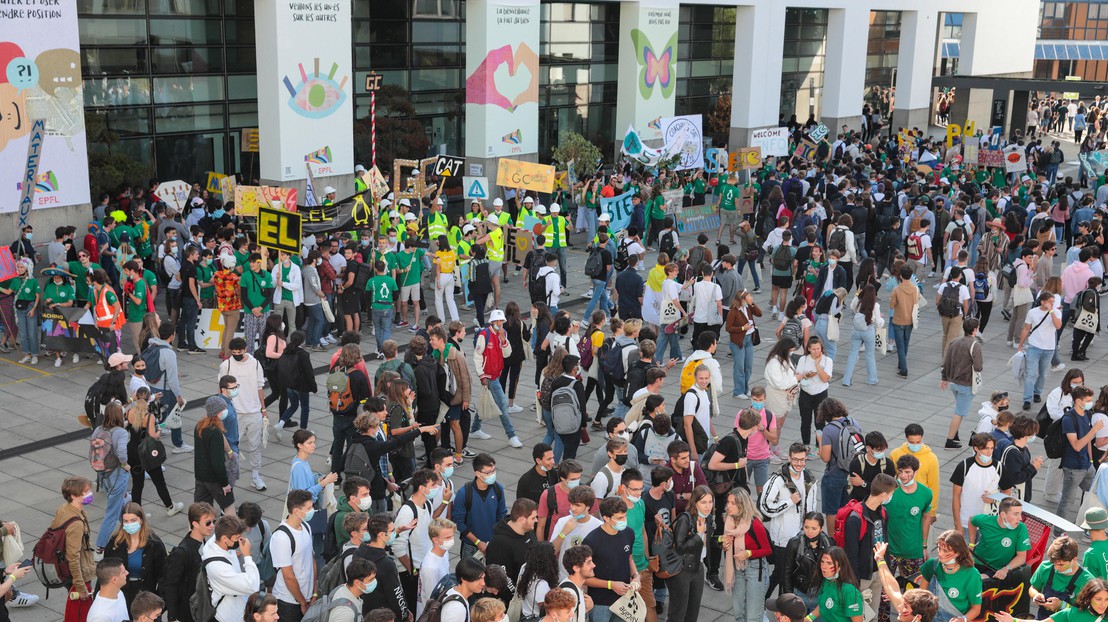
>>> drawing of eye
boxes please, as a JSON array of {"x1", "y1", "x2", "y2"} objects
[{"x1": 283, "y1": 58, "x2": 348, "y2": 119}]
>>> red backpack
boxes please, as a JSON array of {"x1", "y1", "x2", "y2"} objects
[
  {"x1": 833, "y1": 499, "x2": 886, "y2": 548},
  {"x1": 579, "y1": 330, "x2": 596, "y2": 370},
  {"x1": 32, "y1": 517, "x2": 84, "y2": 592}
]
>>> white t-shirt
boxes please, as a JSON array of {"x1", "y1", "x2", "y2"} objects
[
  {"x1": 796, "y1": 354, "x2": 833, "y2": 395},
  {"x1": 937, "y1": 282, "x2": 970, "y2": 310},
  {"x1": 661, "y1": 278, "x2": 681, "y2": 305},
  {"x1": 549, "y1": 332, "x2": 580, "y2": 357},
  {"x1": 440, "y1": 588, "x2": 471, "y2": 622},
  {"x1": 549, "y1": 515, "x2": 603, "y2": 578},
  {"x1": 417, "y1": 549, "x2": 451, "y2": 618},
  {"x1": 1025, "y1": 306, "x2": 1060, "y2": 350},
  {"x1": 1093, "y1": 412, "x2": 1108, "y2": 442},
  {"x1": 691, "y1": 281, "x2": 723, "y2": 323},
  {"x1": 683, "y1": 386, "x2": 712, "y2": 442},
  {"x1": 392, "y1": 498, "x2": 433, "y2": 571},
  {"x1": 955, "y1": 460, "x2": 1000, "y2": 527},
  {"x1": 87, "y1": 592, "x2": 130, "y2": 622},
  {"x1": 539, "y1": 266, "x2": 560, "y2": 307},
  {"x1": 516, "y1": 564, "x2": 552, "y2": 617},
  {"x1": 908, "y1": 232, "x2": 932, "y2": 265},
  {"x1": 271, "y1": 521, "x2": 315, "y2": 605},
  {"x1": 626, "y1": 241, "x2": 646, "y2": 269}
]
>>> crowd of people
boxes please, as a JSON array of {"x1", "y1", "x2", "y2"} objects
[{"x1": 5, "y1": 110, "x2": 1108, "y2": 622}]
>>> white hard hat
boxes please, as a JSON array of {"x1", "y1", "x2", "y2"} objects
[
  {"x1": 404, "y1": 212, "x2": 418, "y2": 221},
  {"x1": 411, "y1": 168, "x2": 419, "y2": 176},
  {"x1": 493, "y1": 198, "x2": 504, "y2": 207},
  {"x1": 550, "y1": 203, "x2": 561, "y2": 213},
  {"x1": 486, "y1": 215, "x2": 501, "y2": 225},
  {"x1": 598, "y1": 213, "x2": 612, "y2": 222},
  {"x1": 354, "y1": 164, "x2": 367, "y2": 173},
  {"x1": 323, "y1": 186, "x2": 336, "y2": 195},
  {"x1": 534, "y1": 204, "x2": 547, "y2": 215},
  {"x1": 398, "y1": 198, "x2": 411, "y2": 207},
  {"x1": 380, "y1": 198, "x2": 392, "y2": 208},
  {"x1": 389, "y1": 210, "x2": 400, "y2": 219},
  {"x1": 462, "y1": 224, "x2": 476, "y2": 234},
  {"x1": 521, "y1": 196, "x2": 533, "y2": 204},
  {"x1": 488, "y1": 309, "x2": 506, "y2": 323},
  {"x1": 434, "y1": 197, "x2": 444, "y2": 205},
  {"x1": 471, "y1": 198, "x2": 482, "y2": 204}
]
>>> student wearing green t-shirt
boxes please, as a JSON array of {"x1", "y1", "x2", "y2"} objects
[
  {"x1": 1030, "y1": 536, "x2": 1094, "y2": 618},
  {"x1": 367, "y1": 260, "x2": 398, "y2": 354},
  {"x1": 810, "y1": 547, "x2": 865, "y2": 622},
  {"x1": 917, "y1": 530, "x2": 982, "y2": 622},
  {"x1": 395, "y1": 246, "x2": 425, "y2": 331},
  {"x1": 122, "y1": 261, "x2": 150, "y2": 354},
  {"x1": 716, "y1": 174, "x2": 741, "y2": 244},
  {"x1": 196, "y1": 250, "x2": 216, "y2": 307},
  {"x1": 5, "y1": 260, "x2": 40, "y2": 363},
  {"x1": 995, "y1": 579, "x2": 1108, "y2": 622},
  {"x1": 42, "y1": 268, "x2": 78, "y2": 367},
  {"x1": 1082, "y1": 508, "x2": 1108, "y2": 580},
  {"x1": 881, "y1": 453, "x2": 933, "y2": 622},
  {"x1": 968, "y1": 497, "x2": 1033, "y2": 612}
]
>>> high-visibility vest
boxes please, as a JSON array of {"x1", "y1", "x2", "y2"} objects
[
  {"x1": 493, "y1": 211, "x2": 511, "y2": 227},
  {"x1": 428, "y1": 212, "x2": 449, "y2": 240},
  {"x1": 94, "y1": 285, "x2": 124, "y2": 331},
  {"x1": 448, "y1": 226, "x2": 463, "y2": 249},
  {"x1": 547, "y1": 216, "x2": 567, "y2": 248},
  {"x1": 515, "y1": 207, "x2": 532, "y2": 228},
  {"x1": 487, "y1": 228, "x2": 505, "y2": 262}
]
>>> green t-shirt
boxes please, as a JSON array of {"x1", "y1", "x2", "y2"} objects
[
  {"x1": 234, "y1": 250, "x2": 250, "y2": 271},
  {"x1": 13, "y1": 276, "x2": 39, "y2": 302},
  {"x1": 1052, "y1": 605, "x2": 1104, "y2": 622},
  {"x1": 126, "y1": 278, "x2": 148, "y2": 323},
  {"x1": 143, "y1": 269, "x2": 157, "y2": 291},
  {"x1": 67, "y1": 261, "x2": 101, "y2": 301},
  {"x1": 817, "y1": 580, "x2": 864, "y2": 622},
  {"x1": 197, "y1": 262, "x2": 215, "y2": 300},
  {"x1": 1083, "y1": 540, "x2": 1108, "y2": 580},
  {"x1": 886, "y1": 483, "x2": 933, "y2": 558},
  {"x1": 920, "y1": 559, "x2": 983, "y2": 614},
  {"x1": 693, "y1": 178, "x2": 706, "y2": 194},
  {"x1": 1031, "y1": 562, "x2": 1093, "y2": 599},
  {"x1": 718, "y1": 183, "x2": 738, "y2": 211},
  {"x1": 240, "y1": 268, "x2": 273, "y2": 311},
  {"x1": 368, "y1": 275, "x2": 398, "y2": 309},
  {"x1": 648, "y1": 195, "x2": 666, "y2": 220},
  {"x1": 626, "y1": 500, "x2": 648, "y2": 569},
  {"x1": 970, "y1": 513, "x2": 1030, "y2": 569},
  {"x1": 280, "y1": 264, "x2": 294, "y2": 301},
  {"x1": 371, "y1": 248, "x2": 398, "y2": 273},
  {"x1": 44, "y1": 282, "x2": 75, "y2": 306},
  {"x1": 396, "y1": 249, "x2": 425, "y2": 287}
]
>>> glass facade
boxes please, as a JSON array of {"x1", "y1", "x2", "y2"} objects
[
  {"x1": 1036, "y1": 1, "x2": 1108, "y2": 80},
  {"x1": 675, "y1": 4, "x2": 735, "y2": 136},
  {"x1": 780, "y1": 8, "x2": 828, "y2": 122},
  {"x1": 864, "y1": 10, "x2": 900, "y2": 117}
]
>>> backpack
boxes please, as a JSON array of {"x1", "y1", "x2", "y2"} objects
[
  {"x1": 833, "y1": 498, "x2": 886, "y2": 548},
  {"x1": 700, "y1": 432, "x2": 743, "y2": 494},
  {"x1": 679, "y1": 354, "x2": 710, "y2": 394},
  {"x1": 439, "y1": 355, "x2": 458, "y2": 405},
  {"x1": 1044, "y1": 409, "x2": 1079, "y2": 460},
  {"x1": 652, "y1": 512, "x2": 683, "y2": 579},
  {"x1": 415, "y1": 592, "x2": 469, "y2": 622},
  {"x1": 32, "y1": 517, "x2": 84, "y2": 592},
  {"x1": 829, "y1": 418, "x2": 865, "y2": 474},
  {"x1": 1004, "y1": 260, "x2": 1021, "y2": 288},
  {"x1": 551, "y1": 384, "x2": 582, "y2": 435},
  {"x1": 257, "y1": 524, "x2": 297, "y2": 588},
  {"x1": 308, "y1": 577, "x2": 360, "y2": 621},
  {"x1": 780, "y1": 316, "x2": 804, "y2": 344},
  {"x1": 579, "y1": 331, "x2": 596, "y2": 371},
  {"x1": 834, "y1": 143, "x2": 846, "y2": 160},
  {"x1": 623, "y1": 360, "x2": 651, "y2": 406},
  {"x1": 771, "y1": 245, "x2": 792, "y2": 270},
  {"x1": 84, "y1": 372, "x2": 112, "y2": 425},
  {"x1": 189, "y1": 557, "x2": 231, "y2": 622},
  {"x1": 688, "y1": 246, "x2": 707, "y2": 271},
  {"x1": 974, "y1": 272, "x2": 990, "y2": 302},
  {"x1": 585, "y1": 248, "x2": 605, "y2": 280},
  {"x1": 140, "y1": 344, "x2": 168, "y2": 388},
  {"x1": 342, "y1": 441, "x2": 377, "y2": 483},
  {"x1": 601, "y1": 341, "x2": 630, "y2": 387},
  {"x1": 658, "y1": 230, "x2": 677, "y2": 259},
  {"x1": 871, "y1": 229, "x2": 891, "y2": 256},
  {"x1": 906, "y1": 233, "x2": 924, "y2": 261},
  {"x1": 614, "y1": 239, "x2": 632, "y2": 272},
  {"x1": 669, "y1": 389, "x2": 705, "y2": 448},
  {"x1": 326, "y1": 366, "x2": 354, "y2": 412},
  {"x1": 530, "y1": 266, "x2": 553, "y2": 305},
  {"x1": 828, "y1": 227, "x2": 847, "y2": 254},
  {"x1": 89, "y1": 427, "x2": 120, "y2": 472},
  {"x1": 937, "y1": 284, "x2": 962, "y2": 318},
  {"x1": 353, "y1": 262, "x2": 373, "y2": 292}
]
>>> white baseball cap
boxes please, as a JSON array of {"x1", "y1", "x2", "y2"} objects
[
  {"x1": 534, "y1": 204, "x2": 547, "y2": 215},
  {"x1": 323, "y1": 186, "x2": 336, "y2": 195},
  {"x1": 411, "y1": 168, "x2": 420, "y2": 176},
  {"x1": 488, "y1": 309, "x2": 506, "y2": 323},
  {"x1": 404, "y1": 213, "x2": 418, "y2": 221},
  {"x1": 550, "y1": 203, "x2": 561, "y2": 213},
  {"x1": 493, "y1": 198, "x2": 504, "y2": 207},
  {"x1": 398, "y1": 198, "x2": 411, "y2": 207},
  {"x1": 486, "y1": 215, "x2": 501, "y2": 225},
  {"x1": 462, "y1": 224, "x2": 476, "y2": 234},
  {"x1": 388, "y1": 210, "x2": 400, "y2": 219},
  {"x1": 598, "y1": 213, "x2": 612, "y2": 222},
  {"x1": 522, "y1": 196, "x2": 534, "y2": 204}
]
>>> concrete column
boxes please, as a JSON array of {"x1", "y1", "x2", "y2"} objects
[
  {"x1": 614, "y1": 0, "x2": 680, "y2": 155},
  {"x1": 820, "y1": 5, "x2": 869, "y2": 134},
  {"x1": 891, "y1": 10, "x2": 940, "y2": 132},
  {"x1": 463, "y1": 0, "x2": 541, "y2": 200},
  {"x1": 728, "y1": 3, "x2": 786, "y2": 148}
]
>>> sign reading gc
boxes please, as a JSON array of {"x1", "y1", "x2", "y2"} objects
[{"x1": 257, "y1": 205, "x2": 302, "y2": 254}]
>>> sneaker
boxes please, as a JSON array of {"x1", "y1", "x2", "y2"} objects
[
  {"x1": 591, "y1": 421, "x2": 606, "y2": 431},
  {"x1": 508, "y1": 404, "x2": 524, "y2": 414},
  {"x1": 735, "y1": 393, "x2": 750, "y2": 400},
  {"x1": 1052, "y1": 363, "x2": 1067, "y2": 372},
  {"x1": 171, "y1": 443, "x2": 194, "y2": 454},
  {"x1": 1002, "y1": 309, "x2": 1012, "y2": 321},
  {"x1": 1024, "y1": 401, "x2": 1032, "y2": 411},
  {"x1": 9, "y1": 592, "x2": 40, "y2": 608},
  {"x1": 752, "y1": 288, "x2": 761, "y2": 294},
  {"x1": 470, "y1": 430, "x2": 492, "y2": 440},
  {"x1": 583, "y1": 290, "x2": 594, "y2": 298},
  {"x1": 72, "y1": 353, "x2": 80, "y2": 364},
  {"x1": 462, "y1": 448, "x2": 478, "y2": 458},
  {"x1": 54, "y1": 357, "x2": 61, "y2": 368},
  {"x1": 408, "y1": 326, "x2": 418, "y2": 333},
  {"x1": 1006, "y1": 340, "x2": 1013, "y2": 347},
  {"x1": 706, "y1": 575, "x2": 724, "y2": 591},
  {"x1": 897, "y1": 370, "x2": 908, "y2": 378},
  {"x1": 454, "y1": 454, "x2": 464, "y2": 466},
  {"x1": 166, "y1": 501, "x2": 184, "y2": 516},
  {"x1": 374, "y1": 352, "x2": 386, "y2": 360},
  {"x1": 30, "y1": 356, "x2": 37, "y2": 365},
  {"x1": 398, "y1": 321, "x2": 409, "y2": 327},
  {"x1": 17, "y1": 354, "x2": 29, "y2": 364},
  {"x1": 945, "y1": 439, "x2": 963, "y2": 449},
  {"x1": 1034, "y1": 394, "x2": 1042, "y2": 403},
  {"x1": 509, "y1": 436, "x2": 524, "y2": 448},
  {"x1": 252, "y1": 474, "x2": 267, "y2": 491},
  {"x1": 928, "y1": 271, "x2": 936, "y2": 278}
]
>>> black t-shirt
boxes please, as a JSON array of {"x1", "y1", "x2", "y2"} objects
[
  {"x1": 642, "y1": 490, "x2": 676, "y2": 537},
  {"x1": 717, "y1": 431, "x2": 749, "y2": 492},
  {"x1": 848, "y1": 455, "x2": 895, "y2": 501},
  {"x1": 615, "y1": 269, "x2": 645, "y2": 319},
  {"x1": 179, "y1": 259, "x2": 198, "y2": 294},
  {"x1": 599, "y1": 248, "x2": 613, "y2": 273},
  {"x1": 582, "y1": 528, "x2": 635, "y2": 606},
  {"x1": 517, "y1": 467, "x2": 554, "y2": 505}
]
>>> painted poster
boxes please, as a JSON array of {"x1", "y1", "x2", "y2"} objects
[
  {"x1": 750, "y1": 127, "x2": 789, "y2": 157},
  {"x1": 601, "y1": 190, "x2": 635, "y2": 233},
  {"x1": 1004, "y1": 147, "x2": 1027, "y2": 174},
  {"x1": 41, "y1": 308, "x2": 118, "y2": 363},
  {"x1": 496, "y1": 158, "x2": 554, "y2": 193},
  {"x1": 1, "y1": 0, "x2": 89, "y2": 217},
  {"x1": 234, "y1": 185, "x2": 299, "y2": 217},
  {"x1": 464, "y1": 1, "x2": 539, "y2": 158},
  {"x1": 255, "y1": 0, "x2": 353, "y2": 182},
  {"x1": 674, "y1": 204, "x2": 720, "y2": 234},
  {"x1": 659, "y1": 115, "x2": 703, "y2": 171},
  {"x1": 615, "y1": 5, "x2": 678, "y2": 142}
]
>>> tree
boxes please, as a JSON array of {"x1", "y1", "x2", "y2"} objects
[
  {"x1": 353, "y1": 84, "x2": 431, "y2": 173},
  {"x1": 85, "y1": 112, "x2": 151, "y2": 199},
  {"x1": 706, "y1": 91, "x2": 732, "y2": 146},
  {"x1": 551, "y1": 130, "x2": 603, "y2": 175}
]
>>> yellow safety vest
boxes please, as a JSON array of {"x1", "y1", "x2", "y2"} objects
[
  {"x1": 487, "y1": 228, "x2": 505, "y2": 261},
  {"x1": 515, "y1": 207, "x2": 532, "y2": 228},
  {"x1": 448, "y1": 226, "x2": 463, "y2": 249},
  {"x1": 428, "y1": 212, "x2": 449, "y2": 240},
  {"x1": 547, "y1": 216, "x2": 567, "y2": 248},
  {"x1": 492, "y1": 211, "x2": 511, "y2": 227}
]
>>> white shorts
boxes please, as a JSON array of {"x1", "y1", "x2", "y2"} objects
[
  {"x1": 400, "y1": 284, "x2": 421, "y2": 302},
  {"x1": 489, "y1": 263, "x2": 502, "y2": 277}
]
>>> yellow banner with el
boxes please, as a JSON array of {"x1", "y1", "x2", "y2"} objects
[
  {"x1": 257, "y1": 206, "x2": 302, "y2": 254},
  {"x1": 497, "y1": 158, "x2": 555, "y2": 193}
]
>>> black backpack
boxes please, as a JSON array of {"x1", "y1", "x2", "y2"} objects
[
  {"x1": 828, "y1": 228, "x2": 847, "y2": 254},
  {"x1": 771, "y1": 245, "x2": 792, "y2": 270},
  {"x1": 937, "y1": 284, "x2": 962, "y2": 318},
  {"x1": 601, "y1": 341, "x2": 631, "y2": 387},
  {"x1": 528, "y1": 252, "x2": 548, "y2": 304},
  {"x1": 658, "y1": 230, "x2": 677, "y2": 259},
  {"x1": 1044, "y1": 409, "x2": 1079, "y2": 460},
  {"x1": 614, "y1": 239, "x2": 632, "y2": 272},
  {"x1": 585, "y1": 247, "x2": 605, "y2": 279},
  {"x1": 84, "y1": 372, "x2": 112, "y2": 424},
  {"x1": 342, "y1": 441, "x2": 377, "y2": 484},
  {"x1": 140, "y1": 344, "x2": 168, "y2": 388}
]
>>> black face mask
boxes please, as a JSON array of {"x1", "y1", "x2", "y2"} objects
[
  {"x1": 228, "y1": 540, "x2": 240, "y2": 550},
  {"x1": 614, "y1": 455, "x2": 629, "y2": 466},
  {"x1": 232, "y1": 354, "x2": 245, "y2": 362}
]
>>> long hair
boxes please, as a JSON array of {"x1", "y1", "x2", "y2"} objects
[
  {"x1": 101, "y1": 402, "x2": 125, "y2": 430},
  {"x1": 517, "y1": 542, "x2": 560, "y2": 600},
  {"x1": 111, "y1": 501, "x2": 151, "y2": 549},
  {"x1": 532, "y1": 302, "x2": 553, "y2": 328},
  {"x1": 858, "y1": 284, "x2": 877, "y2": 325},
  {"x1": 585, "y1": 310, "x2": 606, "y2": 339},
  {"x1": 818, "y1": 547, "x2": 860, "y2": 594},
  {"x1": 766, "y1": 337, "x2": 796, "y2": 365},
  {"x1": 1074, "y1": 578, "x2": 1108, "y2": 612},
  {"x1": 543, "y1": 346, "x2": 568, "y2": 380},
  {"x1": 196, "y1": 407, "x2": 226, "y2": 437},
  {"x1": 936, "y1": 530, "x2": 974, "y2": 569},
  {"x1": 375, "y1": 370, "x2": 399, "y2": 398},
  {"x1": 725, "y1": 487, "x2": 756, "y2": 524},
  {"x1": 137, "y1": 312, "x2": 161, "y2": 349},
  {"x1": 505, "y1": 301, "x2": 522, "y2": 328},
  {"x1": 387, "y1": 378, "x2": 412, "y2": 409}
]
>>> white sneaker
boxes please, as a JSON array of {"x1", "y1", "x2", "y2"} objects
[
  {"x1": 252, "y1": 473, "x2": 267, "y2": 491},
  {"x1": 470, "y1": 430, "x2": 492, "y2": 440},
  {"x1": 9, "y1": 592, "x2": 40, "y2": 608},
  {"x1": 93, "y1": 548, "x2": 104, "y2": 562},
  {"x1": 1006, "y1": 340, "x2": 1013, "y2": 347},
  {"x1": 72, "y1": 353, "x2": 80, "y2": 364},
  {"x1": 583, "y1": 290, "x2": 593, "y2": 298},
  {"x1": 508, "y1": 404, "x2": 524, "y2": 414},
  {"x1": 54, "y1": 357, "x2": 61, "y2": 367},
  {"x1": 171, "y1": 443, "x2": 194, "y2": 454},
  {"x1": 31, "y1": 356, "x2": 37, "y2": 365},
  {"x1": 1052, "y1": 363, "x2": 1067, "y2": 372},
  {"x1": 272, "y1": 423, "x2": 283, "y2": 442},
  {"x1": 509, "y1": 436, "x2": 524, "y2": 448},
  {"x1": 18, "y1": 354, "x2": 29, "y2": 364},
  {"x1": 166, "y1": 501, "x2": 184, "y2": 516}
]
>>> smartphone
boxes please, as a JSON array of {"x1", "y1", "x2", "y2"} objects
[{"x1": 18, "y1": 559, "x2": 32, "y2": 569}]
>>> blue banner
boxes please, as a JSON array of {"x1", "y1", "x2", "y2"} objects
[{"x1": 601, "y1": 190, "x2": 635, "y2": 233}]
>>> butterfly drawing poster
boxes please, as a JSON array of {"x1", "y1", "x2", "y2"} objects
[{"x1": 630, "y1": 28, "x2": 678, "y2": 102}]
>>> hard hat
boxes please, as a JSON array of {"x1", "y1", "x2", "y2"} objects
[{"x1": 323, "y1": 186, "x2": 336, "y2": 195}]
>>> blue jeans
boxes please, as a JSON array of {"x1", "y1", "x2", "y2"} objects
[
  {"x1": 891, "y1": 322, "x2": 912, "y2": 374},
  {"x1": 1024, "y1": 345, "x2": 1053, "y2": 403},
  {"x1": 583, "y1": 209, "x2": 598, "y2": 242},
  {"x1": 951, "y1": 383, "x2": 974, "y2": 418},
  {"x1": 178, "y1": 297, "x2": 199, "y2": 349},
  {"x1": 729, "y1": 335, "x2": 754, "y2": 396},
  {"x1": 657, "y1": 328, "x2": 682, "y2": 361},
  {"x1": 731, "y1": 558, "x2": 768, "y2": 622},
  {"x1": 371, "y1": 307, "x2": 393, "y2": 353},
  {"x1": 814, "y1": 314, "x2": 837, "y2": 360},
  {"x1": 613, "y1": 386, "x2": 629, "y2": 420},
  {"x1": 541, "y1": 408, "x2": 565, "y2": 461},
  {"x1": 472, "y1": 379, "x2": 516, "y2": 438},
  {"x1": 583, "y1": 278, "x2": 611, "y2": 318},
  {"x1": 842, "y1": 323, "x2": 877, "y2": 385},
  {"x1": 970, "y1": 232, "x2": 983, "y2": 266},
  {"x1": 15, "y1": 308, "x2": 38, "y2": 355},
  {"x1": 304, "y1": 304, "x2": 325, "y2": 346},
  {"x1": 822, "y1": 469, "x2": 850, "y2": 515},
  {"x1": 96, "y1": 468, "x2": 132, "y2": 548},
  {"x1": 460, "y1": 263, "x2": 471, "y2": 305},
  {"x1": 282, "y1": 389, "x2": 311, "y2": 429},
  {"x1": 591, "y1": 605, "x2": 615, "y2": 622},
  {"x1": 736, "y1": 256, "x2": 761, "y2": 288}
]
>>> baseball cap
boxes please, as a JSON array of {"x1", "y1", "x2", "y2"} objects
[
  {"x1": 107, "y1": 352, "x2": 133, "y2": 368},
  {"x1": 598, "y1": 213, "x2": 612, "y2": 222},
  {"x1": 765, "y1": 595, "x2": 807, "y2": 622},
  {"x1": 1083, "y1": 507, "x2": 1108, "y2": 531}
]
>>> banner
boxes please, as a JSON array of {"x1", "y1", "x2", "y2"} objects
[
  {"x1": 963, "y1": 143, "x2": 979, "y2": 166},
  {"x1": 302, "y1": 193, "x2": 375, "y2": 235},
  {"x1": 615, "y1": 5, "x2": 678, "y2": 143},
  {"x1": 505, "y1": 227, "x2": 533, "y2": 265},
  {"x1": 978, "y1": 149, "x2": 1005, "y2": 168},
  {"x1": 750, "y1": 127, "x2": 789, "y2": 157},
  {"x1": 496, "y1": 158, "x2": 555, "y2": 193},
  {"x1": 464, "y1": 2, "x2": 539, "y2": 158},
  {"x1": 257, "y1": 205, "x2": 302, "y2": 254},
  {"x1": 704, "y1": 148, "x2": 727, "y2": 173},
  {"x1": 2, "y1": 1, "x2": 90, "y2": 214},
  {"x1": 601, "y1": 190, "x2": 635, "y2": 233},
  {"x1": 659, "y1": 115, "x2": 703, "y2": 171},
  {"x1": 730, "y1": 147, "x2": 762, "y2": 172},
  {"x1": 195, "y1": 308, "x2": 244, "y2": 350},
  {"x1": 155, "y1": 180, "x2": 191, "y2": 212},
  {"x1": 1004, "y1": 147, "x2": 1027, "y2": 174},
  {"x1": 1079, "y1": 150, "x2": 1108, "y2": 178},
  {"x1": 255, "y1": 1, "x2": 353, "y2": 181},
  {"x1": 662, "y1": 189, "x2": 684, "y2": 215},
  {"x1": 234, "y1": 185, "x2": 298, "y2": 217},
  {"x1": 673, "y1": 203, "x2": 720, "y2": 234},
  {"x1": 41, "y1": 308, "x2": 118, "y2": 363},
  {"x1": 792, "y1": 139, "x2": 818, "y2": 162}
]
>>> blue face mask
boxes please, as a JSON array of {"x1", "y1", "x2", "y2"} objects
[
  {"x1": 218, "y1": 410, "x2": 228, "y2": 421},
  {"x1": 364, "y1": 579, "x2": 378, "y2": 593},
  {"x1": 572, "y1": 511, "x2": 587, "y2": 521},
  {"x1": 212, "y1": 209, "x2": 226, "y2": 219},
  {"x1": 907, "y1": 443, "x2": 923, "y2": 453},
  {"x1": 303, "y1": 508, "x2": 316, "y2": 523},
  {"x1": 566, "y1": 479, "x2": 581, "y2": 489},
  {"x1": 387, "y1": 531, "x2": 397, "y2": 545},
  {"x1": 122, "y1": 522, "x2": 141, "y2": 535},
  {"x1": 751, "y1": 401, "x2": 765, "y2": 411},
  {"x1": 614, "y1": 520, "x2": 628, "y2": 531},
  {"x1": 483, "y1": 473, "x2": 497, "y2": 486},
  {"x1": 442, "y1": 466, "x2": 455, "y2": 479},
  {"x1": 697, "y1": 510, "x2": 711, "y2": 519},
  {"x1": 228, "y1": 388, "x2": 239, "y2": 398}
]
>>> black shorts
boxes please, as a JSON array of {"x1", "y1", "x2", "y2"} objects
[
  {"x1": 341, "y1": 291, "x2": 361, "y2": 315},
  {"x1": 772, "y1": 275, "x2": 793, "y2": 288}
]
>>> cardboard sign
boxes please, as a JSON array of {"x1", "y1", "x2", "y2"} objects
[
  {"x1": 219, "y1": 176, "x2": 235, "y2": 203},
  {"x1": 729, "y1": 147, "x2": 762, "y2": 171},
  {"x1": 1004, "y1": 148, "x2": 1027, "y2": 173},
  {"x1": 433, "y1": 155, "x2": 464, "y2": 178},
  {"x1": 505, "y1": 227, "x2": 533, "y2": 264},
  {"x1": 945, "y1": 121, "x2": 977, "y2": 148},
  {"x1": 496, "y1": 158, "x2": 555, "y2": 193},
  {"x1": 809, "y1": 123, "x2": 829, "y2": 143},
  {"x1": 739, "y1": 187, "x2": 755, "y2": 214},
  {"x1": 392, "y1": 157, "x2": 439, "y2": 201},
  {"x1": 750, "y1": 127, "x2": 789, "y2": 157},
  {"x1": 206, "y1": 172, "x2": 228, "y2": 197},
  {"x1": 464, "y1": 177, "x2": 489, "y2": 200},
  {"x1": 235, "y1": 185, "x2": 298, "y2": 217},
  {"x1": 704, "y1": 148, "x2": 727, "y2": 173},
  {"x1": 242, "y1": 128, "x2": 260, "y2": 153},
  {"x1": 366, "y1": 165, "x2": 389, "y2": 198},
  {"x1": 257, "y1": 206, "x2": 302, "y2": 254},
  {"x1": 792, "y1": 139, "x2": 818, "y2": 162},
  {"x1": 155, "y1": 180, "x2": 190, "y2": 212}
]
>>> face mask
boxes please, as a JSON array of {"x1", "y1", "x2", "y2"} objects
[
  {"x1": 303, "y1": 508, "x2": 316, "y2": 523},
  {"x1": 873, "y1": 451, "x2": 886, "y2": 460},
  {"x1": 24, "y1": 233, "x2": 32, "y2": 241},
  {"x1": 617, "y1": 431, "x2": 630, "y2": 441},
  {"x1": 828, "y1": 571, "x2": 839, "y2": 580},
  {"x1": 1059, "y1": 564, "x2": 1077, "y2": 575},
  {"x1": 365, "y1": 579, "x2": 378, "y2": 593},
  {"x1": 829, "y1": 260, "x2": 837, "y2": 266},
  {"x1": 666, "y1": 480, "x2": 675, "y2": 492},
  {"x1": 225, "y1": 387, "x2": 239, "y2": 399},
  {"x1": 122, "y1": 522, "x2": 141, "y2": 535},
  {"x1": 978, "y1": 454, "x2": 992, "y2": 465},
  {"x1": 900, "y1": 478, "x2": 916, "y2": 488},
  {"x1": 942, "y1": 556, "x2": 958, "y2": 566},
  {"x1": 627, "y1": 494, "x2": 641, "y2": 504},
  {"x1": 538, "y1": 464, "x2": 549, "y2": 473},
  {"x1": 566, "y1": 479, "x2": 581, "y2": 489},
  {"x1": 442, "y1": 466, "x2": 455, "y2": 479},
  {"x1": 1085, "y1": 400, "x2": 1095, "y2": 411},
  {"x1": 361, "y1": 239, "x2": 372, "y2": 247},
  {"x1": 229, "y1": 539, "x2": 241, "y2": 550},
  {"x1": 614, "y1": 520, "x2": 628, "y2": 531},
  {"x1": 428, "y1": 487, "x2": 442, "y2": 500},
  {"x1": 697, "y1": 510, "x2": 711, "y2": 519},
  {"x1": 387, "y1": 531, "x2": 397, "y2": 545},
  {"x1": 1027, "y1": 436, "x2": 1037, "y2": 444},
  {"x1": 362, "y1": 531, "x2": 373, "y2": 542},
  {"x1": 217, "y1": 410, "x2": 228, "y2": 420},
  {"x1": 81, "y1": 492, "x2": 94, "y2": 505},
  {"x1": 441, "y1": 539, "x2": 456, "y2": 550},
  {"x1": 572, "y1": 510, "x2": 588, "y2": 520},
  {"x1": 358, "y1": 497, "x2": 373, "y2": 511},
  {"x1": 614, "y1": 455, "x2": 629, "y2": 466},
  {"x1": 482, "y1": 473, "x2": 497, "y2": 486},
  {"x1": 882, "y1": 495, "x2": 893, "y2": 506},
  {"x1": 907, "y1": 443, "x2": 923, "y2": 453},
  {"x1": 751, "y1": 401, "x2": 765, "y2": 411},
  {"x1": 389, "y1": 237, "x2": 398, "y2": 244}
]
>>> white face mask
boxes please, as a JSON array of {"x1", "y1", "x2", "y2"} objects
[
  {"x1": 357, "y1": 496, "x2": 372, "y2": 511},
  {"x1": 441, "y1": 538, "x2": 456, "y2": 550}
]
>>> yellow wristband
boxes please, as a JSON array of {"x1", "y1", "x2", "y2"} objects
[
  {"x1": 877, "y1": 560, "x2": 887, "y2": 566},
  {"x1": 735, "y1": 462, "x2": 741, "y2": 470},
  {"x1": 607, "y1": 580, "x2": 612, "y2": 590},
  {"x1": 558, "y1": 533, "x2": 567, "y2": 539}
]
